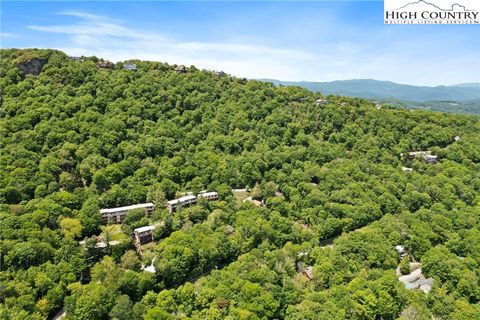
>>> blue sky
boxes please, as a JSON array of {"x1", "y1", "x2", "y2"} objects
[{"x1": 1, "y1": 1, "x2": 479, "y2": 86}]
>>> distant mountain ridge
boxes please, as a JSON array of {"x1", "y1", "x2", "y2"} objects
[
  {"x1": 262, "y1": 79, "x2": 480, "y2": 103},
  {"x1": 396, "y1": 0, "x2": 474, "y2": 12}
]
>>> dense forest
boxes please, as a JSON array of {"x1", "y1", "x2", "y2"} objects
[{"x1": 0, "y1": 49, "x2": 479, "y2": 320}]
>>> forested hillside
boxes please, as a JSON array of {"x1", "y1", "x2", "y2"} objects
[{"x1": 1, "y1": 49, "x2": 479, "y2": 320}]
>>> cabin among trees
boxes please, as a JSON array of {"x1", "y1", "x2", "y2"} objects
[
  {"x1": 68, "y1": 56, "x2": 83, "y2": 62},
  {"x1": 96, "y1": 60, "x2": 115, "y2": 69},
  {"x1": 174, "y1": 65, "x2": 187, "y2": 73},
  {"x1": 123, "y1": 63, "x2": 137, "y2": 71},
  {"x1": 401, "y1": 151, "x2": 438, "y2": 164},
  {"x1": 315, "y1": 99, "x2": 328, "y2": 105}
]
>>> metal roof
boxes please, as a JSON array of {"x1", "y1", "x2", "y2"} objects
[{"x1": 134, "y1": 225, "x2": 155, "y2": 233}]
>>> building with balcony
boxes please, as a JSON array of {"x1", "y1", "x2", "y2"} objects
[
  {"x1": 134, "y1": 225, "x2": 155, "y2": 245},
  {"x1": 100, "y1": 202, "x2": 154, "y2": 224}
]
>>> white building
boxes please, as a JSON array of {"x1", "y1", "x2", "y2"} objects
[{"x1": 100, "y1": 203, "x2": 154, "y2": 224}]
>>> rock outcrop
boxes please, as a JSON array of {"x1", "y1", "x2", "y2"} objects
[{"x1": 16, "y1": 58, "x2": 47, "y2": 76}]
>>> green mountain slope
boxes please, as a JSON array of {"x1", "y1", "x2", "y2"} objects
[{"x1": 1, "y1": 49, "x2": 480, "y2": 320}]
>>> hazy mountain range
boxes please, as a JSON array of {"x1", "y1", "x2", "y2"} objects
[{"x1": 262, "y1": 79, "x2": 480, "y2": 115}]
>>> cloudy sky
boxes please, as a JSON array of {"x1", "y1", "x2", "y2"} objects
[{"x1": 1, "y1": 1, "x2": 479, "y2": 86}]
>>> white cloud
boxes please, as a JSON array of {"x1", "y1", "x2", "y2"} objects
[
  {"x1": 0, "y1": 32, "x2": 17, "y2": 39},
  {"x1": 26, "y1": 11, "x2": 479, "y2": 86},
  {"x1": 28, "y1": 11, "x2": 315, "y2": 80}
]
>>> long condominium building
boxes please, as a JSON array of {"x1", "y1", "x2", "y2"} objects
[
  {"x1": 100, "y1": 202, "x2": 154, "y2": 223},
  {"x1": 166, "y1": 191, "x2": 218, "y2": 213}
]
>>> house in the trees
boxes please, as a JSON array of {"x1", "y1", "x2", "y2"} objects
[
  {"x1": 315, "y1": 99, "x2": 328, "y2": 105},
  {"x1": 68, "y1": 56, "x2": 83, "y2": 62},
  {"x1": 398, "y1": 267, "x2": 434, "y2": 293},
  {"x1": 402, "y1": 167, "x2": 413, "y2": 173},
  {"x1": 405, "y1": 151, "x2": 431, "y2": 160},
  {"x1": 123, "y1": 63, "x2": 137, "y2": 71},
  {"x1": 213, "y1": 70, "x2": 225, "y2": 76},
  {"x1": 174, "y1": 65, "x2": 187, "y2": 73},
  {"x1": 100, "y1": 202, "x2": 154, "y2": 223},
  {"x1": 402, "y1": 151, "x2": 437, "y2": 163},
  {"x1": 134, "y1": 225, "x2": 155, "y2": 245},
  {"x1": 96, "y1": 61, "x2": 115, "y2": 69}
]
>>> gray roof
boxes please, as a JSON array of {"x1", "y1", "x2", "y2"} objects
[{"x1": 166, "y1": 195, "x2": 196, "y2": 205}]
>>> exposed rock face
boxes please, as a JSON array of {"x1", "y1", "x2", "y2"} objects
[{"x1": 16, "y1": 58, "x2": 47, "y2": 75}]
